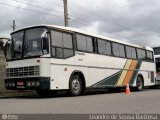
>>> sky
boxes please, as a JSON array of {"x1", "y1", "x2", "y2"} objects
[{"x1": 0, "y1": 0, "x2": 160, "y2": 47}]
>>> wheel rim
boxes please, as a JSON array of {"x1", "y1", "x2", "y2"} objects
[
  {"x1": 137, "y1": 77, "x2": 143, "y2": 89},
  {"x1": 72, "y1": 79, "x2": 80, "y2": 93}
]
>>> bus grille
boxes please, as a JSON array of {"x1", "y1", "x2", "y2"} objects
[{"x1": 6, "y1": 66, "x2": 40, "y2": 78}]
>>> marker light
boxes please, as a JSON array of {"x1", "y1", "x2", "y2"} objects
[{"x1": 37, "y1": 60, "x2": 40, "y2": 63}]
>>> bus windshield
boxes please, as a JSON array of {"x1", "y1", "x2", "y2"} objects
[
  {"x1": 12, "y1": 31, "x2": 23, "y2": 59},
  {"x1": 10, "y1": 27, "x2": 49, "y2": 60}
]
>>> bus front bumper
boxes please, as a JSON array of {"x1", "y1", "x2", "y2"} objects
[{"x1": 5, "y1": 77, "x2": 50, "y2": 90}]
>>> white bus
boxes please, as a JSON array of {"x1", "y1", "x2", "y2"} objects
[
  {"x1": 153, "y1": 47, "x2": 160, "y2": 85},
  {"x1": 154, "y1": 55, "x2": 160, "y2": 85},
  {"x1": 5, "y1": 25, "x2": 155, "y2": 96}
]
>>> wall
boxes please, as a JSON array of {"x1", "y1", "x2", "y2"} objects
[{"x1": 0, "y1": 50, "x2": 6, "y2": 94}]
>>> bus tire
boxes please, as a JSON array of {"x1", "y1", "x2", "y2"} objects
[
  {"x1": 136, "y1": 76, "x2": 144, "y2": 91},
  {"x1": 69, "y1": 75, "x2": 83, "y2": 96}
]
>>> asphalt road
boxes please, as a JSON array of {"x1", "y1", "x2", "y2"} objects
[{"x1": 0, "y1": 88, "x2": 160, "y2": 114}]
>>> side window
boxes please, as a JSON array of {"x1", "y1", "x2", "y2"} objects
[
  {"x1": 56, "y1": 48, "x2": 63, "y2": 58},
  {"x1": 126, "y1": 46, "x2": 132, "y2": 58},
  {"x1": 76, "y1": 34, "x2": 86, "y2": 51},
  {"x1": 112, "y1": 43, "x2": 119, "y2": 56},
  {"x1": 106, "y1": 42, "x2": 111, "y2": 55},
  {"x1": 119, "y1": 44, "x2": 125, "y2": 57},
  {"x1": 112, "y1": 43, "x2": 125, "y2": 57},
  {"x1": 51, "y1": 31, "x2": 63, "y2": 47},
  {"x1": 97, "y1": 39, "x2": 111, "y2": 55},
  {"x1": 63, "y1": 33, "x2": 73, "y2": 49},
  {"x1": 137, "y1": 49, "x2": 142, "y2": 59},
  {"x1": 63, "y1": 33, "x2": 74, "y2": 58},
  {"x1": 141, "y1": 50, "x2": 146, "y2": 60},
  {"x1": 51, "y1": 31, "x2": 73, "y2": 58},
  {"x1": 64, "y1": 49, "x2": 74, "y2": 58},
  {"x1": 147, "y1": 51, "x2": 153, "y2": 62},
  {"x1": 98, "y1": 39, "x2": 105, "y2": 54},
  {"x1": 137, "y1": 49, "x2": 146, "y2": 60},
  {"x1": 86, "y1": 37, "x2": 93, "y2": 52},
  {"x1": 126, "y1": 46, "x2": 136, "y2": 59},
  {"x1": 76, "y1": 34, "x2": 94, "y2": 53},
  {"x1": 51, "y1": 31, "x2": 63, "y2": 58},
  {"x1": 131, "y1": 48, "x2": 136, "y2": 59}
]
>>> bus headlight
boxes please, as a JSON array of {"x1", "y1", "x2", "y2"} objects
[
  {"x1": 36, "y1": 81, "x2": 40, "y2": 86},
  {"x1": 27, "y1": 81, "x2": 31, "y2": 87},
  {"x1": 9, "y1": 83, "x2": 12, "y2": 87},
  {"x1": 26, "y1": 81, "x2": 40, "y2": 87},
  {"x1": 6, "y1": 82, "x2": 15, "y2": 87},
  {"x1": 12, "y1": 83, "x2": 15, "y2": 87},
  {"x1": 31, "y1": 82, "x2": 35, "y2": 86}
]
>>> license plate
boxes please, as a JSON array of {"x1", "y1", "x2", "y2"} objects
[{"x1": 17, "y1": 82, "x2": 24, "y2": 86}]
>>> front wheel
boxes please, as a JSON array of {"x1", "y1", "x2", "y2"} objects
[
  {"x1": 136, "y1": 76, "x2": 144, "y2": 91},
  {"x1": 69, "y1": 75, "x2": 83, "y2": 96}
]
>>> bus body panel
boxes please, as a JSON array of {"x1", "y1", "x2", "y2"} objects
[
  {"x1": 49, "y1": 52, "x2": 155, "y2": 90},
  {"x1": 40, "y1": 58, "x2": 50, "y2": 77},
  {"x1": 132, "y1": 62, "x2": 155, "y2": 87},
  {"x1": 50, "y1": 56, "x2": 76, "y2": 90},
  {"x1": 50, "y1": 64, "x2": 76, "y2": 90},
  {"x1": 7, "y1": 59, "x2": 40, "y2": 69},
  {"x1": 7, "y1": 58, "x2": 50, "y2": 78},
  {"x1": 153, "y1": 55, "x2": 160, "y2": 85}
]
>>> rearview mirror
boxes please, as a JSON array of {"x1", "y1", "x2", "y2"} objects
[
  {"x1": 41, "y1": 31, "x2": 49, "y2": 54},
  {"x1": 41, "y1": 35, "x2": 49, "y2": 55}
]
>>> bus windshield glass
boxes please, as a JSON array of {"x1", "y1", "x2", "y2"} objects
[
  {"x1": 11, "y1": 27, "x2": 48, "y2": 60},
  {"x1": 12, "y1": 31, "x2": 23, "y2": 59},
  {"x1": 24, "y1": 28, "x2": 48, "y2": 58}
]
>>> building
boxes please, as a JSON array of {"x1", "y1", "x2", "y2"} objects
[
  {"x1": 153, "y1": 47, "x2": 160, "y2": 55},
  {"x1": 0, "y1": 37, "x2": 10, "y2": 50}
]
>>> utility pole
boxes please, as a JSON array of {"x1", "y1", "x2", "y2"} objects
[
  {"x1": 63, "y1": 0, "x2": 69, "y2": 26},
  {"x1": 11, "y1": 20, "x2": 16, "y2": 31}
]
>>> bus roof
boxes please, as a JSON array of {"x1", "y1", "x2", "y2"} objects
[
  {"x1": 11, "y1": 24, "x2": 153, "y2": 51},
  {"x1": 153, "y1": 46, "x2": 160, "y2": 48},
  {"x1": 154, "y1": 55, "x2": 160, "y2": 58},
  {"x1": 0, "y1": 37, "x2": 10, "y2": 40},
  {"x1": 0, "y1": 37, "x2": 10, "y2": 45}
]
